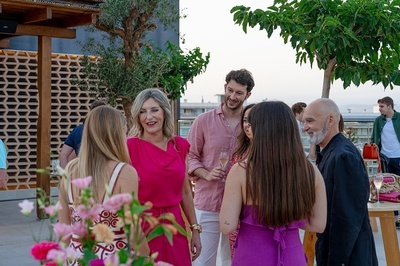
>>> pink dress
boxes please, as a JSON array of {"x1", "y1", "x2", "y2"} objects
[
  {"x1": 127, "y1": 136, "x2": 191, "y2": 266},
  {"x1": 232, "y1": 205, "x2": 307, "y2": 266},
  {"x1": 68, "y1": 163, "x2": 127, "y2": 265}
]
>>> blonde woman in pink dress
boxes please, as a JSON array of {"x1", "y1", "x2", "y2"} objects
[{"x1": 127, "y1": 88, "x2": 201, "y2": 266}]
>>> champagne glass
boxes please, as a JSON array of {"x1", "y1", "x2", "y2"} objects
[
  {"x1": 219, "y1": 151, "x2": 229, "y2": 182},
  {"x1": 374, "y1": 174, "x2": 383, "y2": 204}
]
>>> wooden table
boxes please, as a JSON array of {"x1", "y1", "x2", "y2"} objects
[
  {"x1": 368, "y1": 202, "x2": 400, "y2": 266},
  {"x1": 303, "y1": 202, "x2": 400, "y2": 266},
  {"x1": 302, "y1": 231, "x2": 317, "y2": 266}
]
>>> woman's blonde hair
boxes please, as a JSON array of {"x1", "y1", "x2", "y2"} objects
[
  {"x1": 66, "y1": 106, "x2": 130, "y2": 203},
  {"x1": 129, "y1": 88, "x2": 174, "y2": 139}
]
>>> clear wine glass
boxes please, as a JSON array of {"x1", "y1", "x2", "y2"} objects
[
  {"x1": 374, "y1": 174, "x2": 383, "y2": 204},
  {"x1": 219, "y1": 151, "x2": 229, "y2": 182}
]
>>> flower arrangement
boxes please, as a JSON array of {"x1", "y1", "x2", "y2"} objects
[
  {"x1": 343, "y1": 127, "x2": 358, "y2": 143},
  {"x1": 20, "y1": 167, "x2": 187, "y2": 266}
]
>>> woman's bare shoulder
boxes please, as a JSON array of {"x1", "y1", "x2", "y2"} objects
[{"x1": 118, "y1": 163, "x2": 138, "y2": 181}]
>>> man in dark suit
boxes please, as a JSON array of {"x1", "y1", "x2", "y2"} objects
[{"x1": 303, "y1": 98, "x2": 378, "y2": 266}]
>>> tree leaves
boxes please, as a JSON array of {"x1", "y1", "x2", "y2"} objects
[
  {"x1": 231, "y1": 0, "x2": 400, "y2": 97},
  {"x1": 74, "y1": 0, "x2": 210, "y2": 130}
]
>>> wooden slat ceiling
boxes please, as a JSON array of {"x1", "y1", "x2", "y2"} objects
[{"x1": 0, "y1": 0, "x2": 102, "y2": 40}]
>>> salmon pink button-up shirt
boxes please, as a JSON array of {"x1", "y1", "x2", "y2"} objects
[{"x1": 187, "y1": 103, "x2": 242, "y2": 212}]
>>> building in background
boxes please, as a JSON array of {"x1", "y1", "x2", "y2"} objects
[
  {"x1": 0, "y1": 0, "x2": 179, "y2": 200},
  {"x1": 180, "y1": 98, "x2": 382, "y2": 178},
  {"x1": 179, "y1": 98, "x2": 380, "y2": 150}
]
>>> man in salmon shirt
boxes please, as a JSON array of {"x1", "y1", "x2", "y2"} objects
[{"x1": 188, "y1": 69, "x2": 255, "y2": 266}]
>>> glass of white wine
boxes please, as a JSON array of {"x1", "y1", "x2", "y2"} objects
[
  {"x1": 219, "y1": 151, "x2": 229, "y2": 182},
  {"x1": 374, "y1": 174, "x2": 384, "y2": 204}
]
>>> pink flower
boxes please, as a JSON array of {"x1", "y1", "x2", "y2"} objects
[
  {"x1": 103, "y1": 193, "x2": 133, "y2": 213},
  {"x1": 42, "y1": 202, "x2": 62, "y2": 217},
  {"x1": 30, "y1": 241, "x2": 59, "y2": 261},
  {"x1": 71, "y1": 221, "x2": 87, "y2": 238},
  {"x1": 76, "y1": 204, "x2": 101, "y2": 221},
  {"x1": 64, "y1": 246, "x2": 82, "y2": 260},
  {"x1": 19, "y1": 200, "x2": 35, "y2": 215},
  {"x1": 90, "y1": 258, "x2": 105, "y2": 266},
  {"x1": 72, "y1": 176, "x2": 92, "y2": 189},
  {"x1": 44, "y1": 262, "x2": 57, "y2": 266},
  {"x1": 47, "y1": 248, "x2": 67, "y2": 262},
  {"x1": 53, "y1": 222, "x2": 73, "y2": 242},
  {"x1": 104, "y1": 253, "x2": 120, "y2": 266}
]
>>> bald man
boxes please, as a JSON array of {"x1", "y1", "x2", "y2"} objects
[{"x1": 303, "y1": 99, "x2": 377, "y2": 266}]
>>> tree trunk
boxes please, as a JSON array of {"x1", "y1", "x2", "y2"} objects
[
  {"x1": 122, "y1": 100, "x2": 134, "y2": 134},
  {"x1": 321, "y1": 57, "x2": 337, "y2": 98}
]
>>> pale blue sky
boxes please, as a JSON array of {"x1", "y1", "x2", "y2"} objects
[{"x1": 179, "y1": 0, "x2": 400, "y2": 111}]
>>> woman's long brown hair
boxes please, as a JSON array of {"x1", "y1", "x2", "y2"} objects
[
  {"x1": 245, "y1": 101, "x2": 315, "y2": 227},
  {"x1": 233, "y1": 104, "x2": 255, "y2": 161}
]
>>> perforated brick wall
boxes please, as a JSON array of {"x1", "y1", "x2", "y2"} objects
[{"x1": 0, "y1": 49, "x2": 92, "y2": 191}]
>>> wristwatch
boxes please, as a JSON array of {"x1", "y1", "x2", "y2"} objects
[{"x1": 190, "y1": 223, "x2": 202, "y2": 233}]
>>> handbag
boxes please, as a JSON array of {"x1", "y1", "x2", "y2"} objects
[
  {"x1": 363, "y1": 143, "x2": 379, "y2": 159},
  {"x1": 370, "y1": 174, "x2": 400, "y2": 202},
  {"x1": 363, "y1": 143, "x2": 381, "y2": 173}
]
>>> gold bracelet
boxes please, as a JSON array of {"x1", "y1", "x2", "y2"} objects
[{"x1": 190, "y1": 223, "x2": 202, "y2": 233}]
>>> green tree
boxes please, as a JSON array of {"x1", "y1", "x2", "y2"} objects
[
  {"x1": 231, "y1": 0, "x2": 400, "y2": 98},
  {"x1": 77, "y1": 0, "x2": 209, "y2": 129}
]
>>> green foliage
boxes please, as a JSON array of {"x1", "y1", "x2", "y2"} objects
[
  {"x1": 159, "y1": 42, "x2": 210, "y2": 100},
  {"x1": 78, "y1": 46, "x2": 170, "y2": 106},
  {"x1": 231, "y1": 0, "x2": 400, "y2": 95},
  {"x1": 342, "y1": 127, "x2": 359, "y2": 143},
  {"x1": 78, "y1": 42, "x2": 210, "y2": 104},
  {"x1": 76, "y1": 0, "x2": 210, "y2": 121},
  {"x1": 98, "y1": 0, "x2": 179, "y2": 36}
]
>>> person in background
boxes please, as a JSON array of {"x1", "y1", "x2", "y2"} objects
[
  {"x1": 59, "y1": 100, "x2": 106, "y2": 168},
  {"x1": 339, "y1": 114, "x2": 345, "y2": 132},
  {"x1": 371, "y1": 96, "x2": 400, "y2": 227},
  {"x1": 292, "y1": 102, "x2": 316, "y2": 161},
  {"x1": 291, "y1": 102, "x2": 307, "y2": 134},
  {"x1": 58, "y1": 106, "x2": 150, "y2": 262},
  {"x1": 188, "y1": 69, "x2": 255, "y2": 266},
  {"x1": 220, "y1": 101, "x2": 326, "y2": 265},
  {"x1": 0, "y1": 139, "x2": 7, "y2": 188},
  {"x1": 231, "y1": 104, "x2": 256, "y2": 163},
  {"x1": 127, "y1": 88, "x2": 201, "y2": 266},
  {"x1": 303, "y1": 98, "x2": 378, "y2": 265},
  {"x1": 228, "y1": 103, "x2": 255, "y2": 259},
  {"x1": 372, "y1": 96, "x2": 400, "y2": 175}
]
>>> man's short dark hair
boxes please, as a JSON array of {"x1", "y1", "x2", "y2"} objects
[
  {"x1": 291, "y1": 102, "x2": 307, "y2": 115},
  {"x1": 225, "y1": 69, "x2": 255, "y2": 92},
  {"x1": 90, "y1": 100, "x2": 107, "y2": 110},
  {"x1": 378, "y1": 97, "x2": 394, "y2": 109}
]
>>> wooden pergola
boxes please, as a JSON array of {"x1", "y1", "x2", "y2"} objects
[{"x1": 0, "y1": 0, "x2": 102, "y2": 218}]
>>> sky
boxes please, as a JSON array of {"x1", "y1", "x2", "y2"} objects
[{"x1": 179, "y1": 0, "x2": 400, "y2": 111}]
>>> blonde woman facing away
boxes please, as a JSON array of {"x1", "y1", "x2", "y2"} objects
[
  {"x1": 220, "y1": 101, "x2": 326, "y2": 266},
  {"x1": 127, "y1": 88, "x2": 201, "y2": 266},
  {"x1": 58, "y1": 106, "x2": 149, "y2": 263}
]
